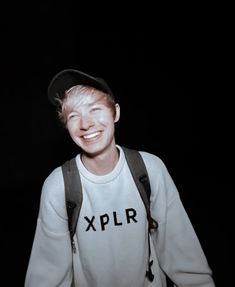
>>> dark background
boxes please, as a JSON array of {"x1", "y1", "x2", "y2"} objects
[{"x1": 2, "y1": 2, "x2": 231, "y2": 286}]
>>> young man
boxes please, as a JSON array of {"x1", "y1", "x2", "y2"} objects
[{"x1": 25, "y1": 69, "x2": 215, "y2": 287}]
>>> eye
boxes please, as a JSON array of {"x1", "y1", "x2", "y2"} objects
[
  {"x1": 67, "y1": 112, "x2": 79, "y2": 121},
  {"x1": 91, "y1": 107, "x2": 101, "y2": 112}
]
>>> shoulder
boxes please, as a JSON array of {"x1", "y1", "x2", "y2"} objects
[
  {"x1": 40, "y1": 165, "x2": 65, "y2": 212},
  {"x1": 43, "y1": 165, "x2": 63, "y2": 191},
  {"x1": 139, "y1": 150, "x2": 179, "y2": 200},
  {"x1": 38, "y1": 164, "x2": 71, "y2": 231},
  {"x1": 138, "y1": 150, "x2": 167, "y2": 174},
  {"x1": 119, "y1": 145, "x2": 168, "y2": 176},
  {"x1": 139, "y1": 150, "x2": 177, "y2": 191}
]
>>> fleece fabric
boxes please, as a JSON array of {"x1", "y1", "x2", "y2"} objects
[{"x1": 25, "y1": 146, "x2": 215, "y2": 287}]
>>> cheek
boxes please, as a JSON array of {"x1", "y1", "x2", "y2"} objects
[
  {"x1": 67, "y1": 122, "x2": 79, "y2": 137},
  {"x1": 98, "y1": 111, "x2": 115, "y2": 123}
]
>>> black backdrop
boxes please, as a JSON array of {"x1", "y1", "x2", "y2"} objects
[{"x1": 2, "y1": 2, "x2": 230, "y2": 286}]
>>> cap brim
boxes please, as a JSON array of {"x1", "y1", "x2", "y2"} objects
[{"x1": 48, "y1": 69, "x2": 114, "y2": 106}]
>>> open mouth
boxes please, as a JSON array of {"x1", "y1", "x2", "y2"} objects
[{"x1": 83, "y1": 131, "x2": 101, "y2": 140}]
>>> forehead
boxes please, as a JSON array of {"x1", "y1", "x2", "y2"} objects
[{"x1": 65, "y1": 85, "x2": 107, "y2": 108}]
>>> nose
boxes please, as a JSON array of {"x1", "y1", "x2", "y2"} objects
[{"x1": 79, "y1": 115, "x2": 94, "y2": 130}]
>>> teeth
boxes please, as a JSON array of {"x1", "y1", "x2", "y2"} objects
[{"x1": 83, "y1": 132, "x2": 100, "y2": 139}]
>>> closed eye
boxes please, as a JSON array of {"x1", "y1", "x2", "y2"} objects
[
  {"x1": 67, "y1": 112, "x2": 80, "y2": 121},
  {"x1": 90, "y1": 107, "x2": 101, "y2": 112}
]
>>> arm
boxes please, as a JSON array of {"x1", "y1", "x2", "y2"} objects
[
  {"x1": 156, "y1": 196, "x2": 215, "y2": 287},
  {"x1": 142, "y1": 152, "x2": 216, "y2": 286},
  {"x1": 24, "y1": 167, "x2": 73, "y2": 287}
]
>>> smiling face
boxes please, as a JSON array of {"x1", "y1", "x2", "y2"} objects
[{"x1": 61, "y1": 85, "x2": 120, "y2": 156}]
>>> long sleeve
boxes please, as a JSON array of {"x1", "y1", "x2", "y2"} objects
[
  {"x1": 24, "y1": 167, "x2": 73, "y2": 287},
  {"x1": 141, "y1": 152, "x2": 216, "y2": 286},
  {"x1": 156, "y1": 197, "x2": 215, "y2": 286}
]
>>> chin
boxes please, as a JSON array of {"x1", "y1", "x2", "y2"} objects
[{"x1": 82, "y1": 143, "x2": 105, "y2": 156}]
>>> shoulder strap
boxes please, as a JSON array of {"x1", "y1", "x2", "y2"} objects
[
  {"x1": 122, "y1": 146, "x2": 158, "y2": 230},
  {"x1": 122, "y1": 146, "x2": 158, "y2": 282},
  {"x1": 62, "y1": 157, "x2": 83, "y2": 253},
  {"x1": 62, "y1": 148, "x2": 157, "y2": 282}
]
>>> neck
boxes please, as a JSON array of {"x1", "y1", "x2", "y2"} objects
[{"x1": 81, "y1": 145, "x2": 120, "y2": 175}]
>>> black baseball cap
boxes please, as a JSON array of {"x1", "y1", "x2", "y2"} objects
[{"x1": 48, "y1": 68, "x2": 114, "y2": 106}]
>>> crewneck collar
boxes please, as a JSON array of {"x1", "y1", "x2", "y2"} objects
[{"x1": 76, "y1": 145, "x2": 125, "y2": 184}]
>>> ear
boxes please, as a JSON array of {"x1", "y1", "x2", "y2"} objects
[{"x1": 114, "y1": 103, "x2": 120, "y2": 123}]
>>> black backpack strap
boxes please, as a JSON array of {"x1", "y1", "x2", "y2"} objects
[
  {"x1": 62, "y1": 157, "x2": 83, "y2": 253},
  {"x1": 122, "y1": 146, "x2": 158, "y2": 282},
  {"x1": 122, "y1": 146, "x2": 158, "y2": 230}
]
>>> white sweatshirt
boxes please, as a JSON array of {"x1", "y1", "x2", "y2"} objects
[{"x1": 25, "y1": 146, "x2": 215, "y2": 287}]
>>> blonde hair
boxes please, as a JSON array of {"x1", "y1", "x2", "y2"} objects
[{"x1": 55, "y1": 85, "x2": 116, "y2": 126}]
